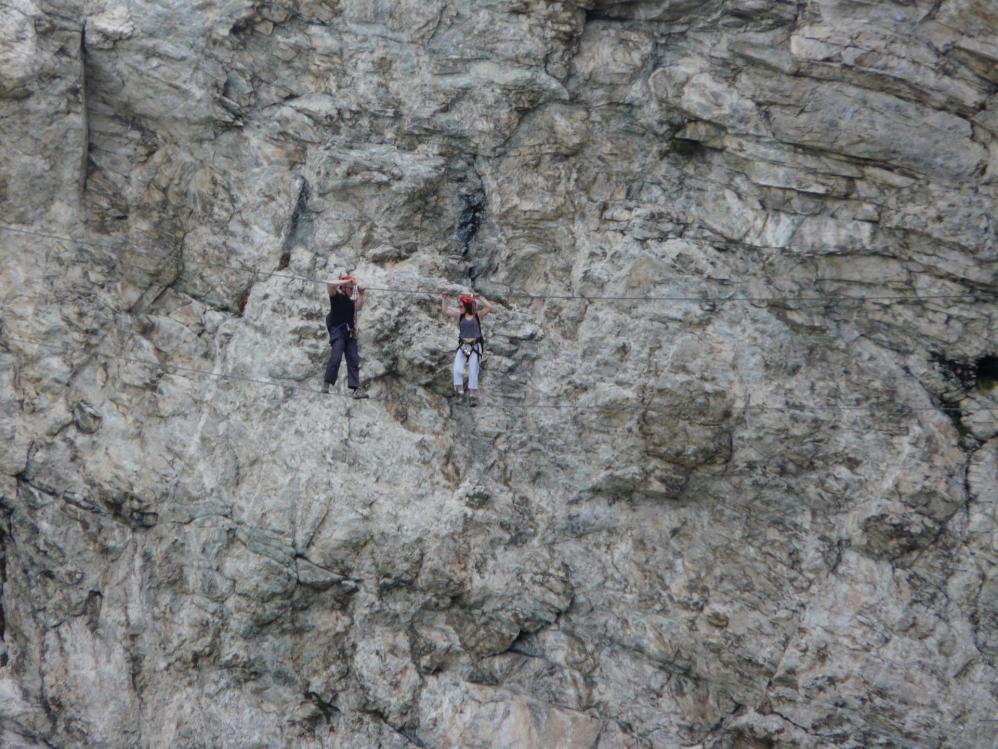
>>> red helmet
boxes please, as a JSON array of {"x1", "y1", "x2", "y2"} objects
[
  {"x1": 459, "y1": 294, "x2": 475, "y2": 307},
  {"x1": 340, "y1": 274, "x2": 355, "y2": 284}
]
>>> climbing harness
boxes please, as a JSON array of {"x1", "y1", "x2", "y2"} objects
[
  {"x1": 327, "y1": 320, "x2": 352, "y2": 341},
  {"x1": 455, "y1": 310, "x2": 486, "y2": 366}
]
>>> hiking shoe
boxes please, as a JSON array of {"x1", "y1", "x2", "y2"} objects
[
  {"x1": 321, "y1": 383, "x2": 331, "y2": 394},
  {"x1": 351, "y1": 388, "x2": 369, "y2": 399},
  {"x1": 468, "y1": 394, "x2": 479, "y2": 408}
]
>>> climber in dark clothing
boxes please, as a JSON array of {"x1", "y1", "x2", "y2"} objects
[{"x1": 322, "y1": 274, "x2": 369, "y2": 398}]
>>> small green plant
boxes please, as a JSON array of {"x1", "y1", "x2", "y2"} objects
[{"x1": 976, "y1": 355, "x2": 997, "y2": 392}]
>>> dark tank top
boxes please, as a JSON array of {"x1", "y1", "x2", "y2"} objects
[
  {"x1": 459, "y1": 315, "x2": 480, "y2": 340},
  {"x1": 327, "y1": 293, "x2": 355, "y2": 330}
]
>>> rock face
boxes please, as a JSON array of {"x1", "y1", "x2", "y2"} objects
[{"x1": 1, "y1": 1, "x2": 997, "y2": 747}]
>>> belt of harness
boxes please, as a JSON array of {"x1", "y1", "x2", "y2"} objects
[
  {"x1": 455, "y1": 313, "x2": 486, "y2": 365},
  {"x1": 326, "y1": 319, "x2": 353, "y2": 341}
]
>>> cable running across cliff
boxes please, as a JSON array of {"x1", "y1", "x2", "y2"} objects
[{"x1": 2, "y1": 223, "x2": 995, "y2": 411}]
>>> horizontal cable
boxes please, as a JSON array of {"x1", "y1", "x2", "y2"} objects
[
  {"x1": 4, "y1": 333, "x2": 994, "y2": 418},
  {"x1": 2, "y1": 223, "x2": 994, "y2": 304}
]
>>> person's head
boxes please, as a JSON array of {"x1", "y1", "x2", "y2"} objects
[
  {"x1": 340, "y1": 274, "x2": 355, "y2": 296},
  {"x1": 459, "y1": 294, "x2": 475, "y2": 315}
]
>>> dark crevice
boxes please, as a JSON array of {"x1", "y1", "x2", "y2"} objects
[
  {"x1": 280, "y1": 175, "x2": 311, "y2": 269},
  {"x1": 5, "y1": 727, "x2": 61, "y2": 749},
  {"x1": 584, "y1": 10, "x2": 629, "y2": 23},
  {"x1": 928, "y1": 351, "x2": 998, "y2": 433},
  {"x1": 395, "y1": 728, "x2": 429, "y2": 748},
  {"x1": 235, "y1": 287, "x2": 251, "y2": 316},
  {"x1": 452, "y1": 165, "x2": 490, "y2": 285},
  {"x1": 4, "y1": 473, "x2": 57, "y2": 745},
  {"x1": 361, "y1": 708, "x2": 428, "y2": 748},
  {"x1": 584, "y1": 1, "x2": 648, "y2": 24},
  {"x1": 670, "y1": 136, "x2": 721, "y2": 158},
  {"x1": 584, "y1": 0, "x2": 728, "y2": 25},
  {"x1": 83, "y1": 590, "x2": 102, "y2": 633},
  {"x1": 505, "y1": 628, "x2": 544, "y2": 658},
  {"x1": 699, "y1": 702, "x2": 747, "y2": 747},
  {"x1": 305, "y1": 690, "x2": 340, "y2": 718},
  {"x1": 16, "y1": 475, "x2": 157, "y2": 531},
  {"x1": 229, "y1": 12, "x2": 256, "y2": 36},
  {"x1": 769, "y1": 708, "x2": 811, "y2": 735},
  {"x1": 79, "y1": 19, "x2": 91, "y2": 197},
  {"x1": 0, "y1": 515, "x2": 7, "y2": 667},
  {"x1": 456, "y1": 188, "x2": 485, "y2": 255},
  {"x1": 976, "y1": 354, "x2": 998, "y2": 391},
  {"x1": 931, "y1": 352, "x2": 977, "y2": 390}
]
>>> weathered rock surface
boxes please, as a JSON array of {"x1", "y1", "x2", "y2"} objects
[{"x1": 1, "y1": 1, "x2": 997, "y2": 747}]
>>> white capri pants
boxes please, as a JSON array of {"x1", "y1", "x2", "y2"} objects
[{"x1": 453, "y1": 345, "x2": 480, "y2": 390}]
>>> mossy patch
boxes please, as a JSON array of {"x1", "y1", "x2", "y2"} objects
[{"x1": 976, "y1": 355, "x2": 998, "y2": 392}]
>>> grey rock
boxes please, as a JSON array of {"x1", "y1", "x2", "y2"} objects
[
  {"x1": 2, "y1": 0, "x2": 998, "y2": 747},
  {"x1": 72, "y1": 400, "x2": 103, "y2": 434}
]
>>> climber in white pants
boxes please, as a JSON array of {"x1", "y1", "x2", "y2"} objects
[
  {"x1": 454, "y1": 339, "x2": 481, "y2": 387},
  {"x1": 441, "y1": 291, "x2": 493, "y2": 407}
]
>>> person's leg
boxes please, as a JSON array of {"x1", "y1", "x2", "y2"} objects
[
  {"x1": 467, "y1": 350, "x2": 480, "y2": 392},
  {"x1": 324, "y1": 334, "x2": 345, "y2": 387},
  {"x1": 466, "y1": 350, "x2": 480, "y2": 406},
  {"x1": 453, "y1": 349, "x2": 465, "y2": 394},
  {"x1": 345, "y1": 337, "x2": 361, "y2": 390},
  {"x1": 340, "y1": 336, "x2": 367, "y2": 398}
]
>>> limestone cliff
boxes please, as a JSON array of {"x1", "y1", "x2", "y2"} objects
[{"x1": 1, "y1": 1, "x2": 997, "y2": 747}]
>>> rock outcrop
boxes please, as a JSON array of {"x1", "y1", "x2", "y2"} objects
[{"x1": 1, "y1": 1, "x2": 997, "y2": 747}]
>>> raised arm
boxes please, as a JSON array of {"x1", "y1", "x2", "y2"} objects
[
  {"x1": 326, "y1": 278, "x2": 347, "y2": 296},
  {"x1": 440, "y1": 291, "x2": 460, "y2": 319},
  {"x1": 474, "y1": 293, "x2": 494, "y2": 318},
  {"x1": 354, "y1": 284, "x2": 365, "y2": 312}
]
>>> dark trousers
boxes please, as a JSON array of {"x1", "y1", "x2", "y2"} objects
[{"x1": 324, "y1": 333, "x2": 360, "y2": 388}]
